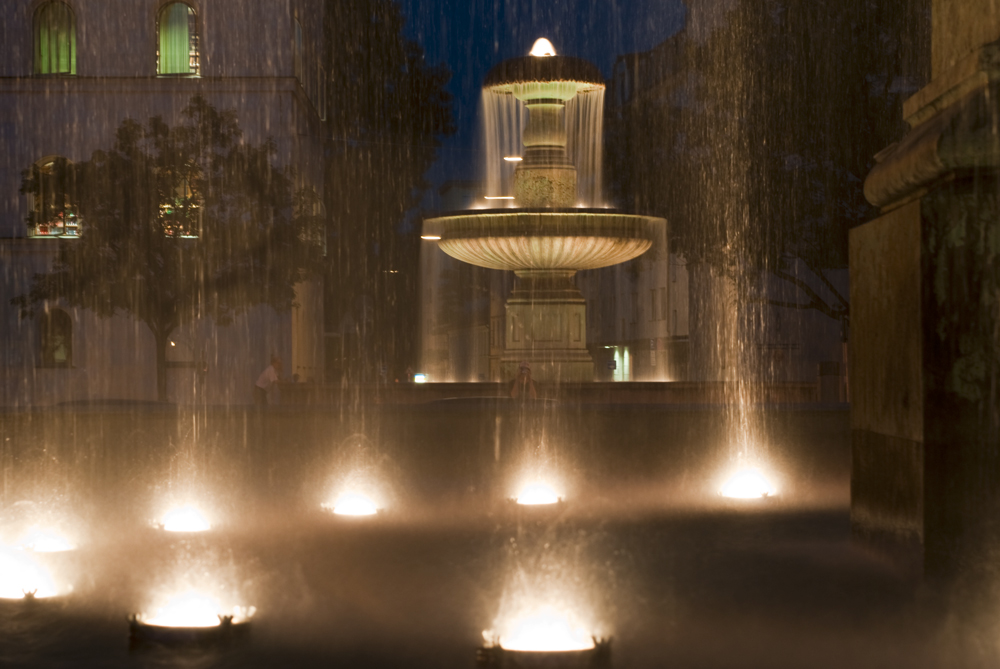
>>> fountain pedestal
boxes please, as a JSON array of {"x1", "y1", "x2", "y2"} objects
[
  {"x1": 502, "y1": 270, "x2": 592, "y2": 382},
  {"x1": 854, "y1": 8, "x2": 1000, "y2": 577}
]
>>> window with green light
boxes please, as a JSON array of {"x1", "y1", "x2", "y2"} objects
[
  {"x1": 34, "y1": 1, "x2": 76, "y2": 76},
  {"x1": 27, "y1": 157, "x2": 82, "y2": 238},
  {"x1": 157, "y1": 3, "x2": 199, "y2": 75}
]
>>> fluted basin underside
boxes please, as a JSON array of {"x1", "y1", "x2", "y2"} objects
[{"x1": 427, "y1": 209, "x2": 662, "y2": 272}]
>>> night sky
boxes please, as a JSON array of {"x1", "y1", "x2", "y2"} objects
[{"x1": 395, "y1": 0, "x2": 688, "y2": 204}]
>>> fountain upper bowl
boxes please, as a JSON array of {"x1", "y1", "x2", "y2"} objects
[
  {"x1": 424, "y1": 209, "x2": 663, "y2": 272},
  {"x1": 484, "y1": 56, "x2": 605, "y2": 98}
]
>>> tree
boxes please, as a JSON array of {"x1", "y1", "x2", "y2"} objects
[
  {"x1": 323, "y1": 0, "x2": 455, "y2": 382},
  {"x1": 14, "y1": 96, "x2": 325, "y2": 401},
  {"x1": 607, "y1": 0, "x2": 929, "y2": 329}
]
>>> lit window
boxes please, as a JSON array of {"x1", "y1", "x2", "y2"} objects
[
  {"x1": 27, "y1": 157, "x2": 81, "y2": 238},
  {"x1": 34, "y1": 1, "x2": 76, "y2": 75},
  {"x1": 39, "y1": 309, "x2": 72, "y2": 367},
  {"x1": 160, "y1": 177, "x2": 200, "y2": 238},
  {"x1": 157, "y1": 3, "x2": 199, "y2": 75}
]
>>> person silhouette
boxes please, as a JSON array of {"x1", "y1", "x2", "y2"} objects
[
  {"x1": 253, "y1": 355, "x2": 283, "y2": 407},
  {"x1": 509, "y1": 361, "x2": 537, "y2": 401}
]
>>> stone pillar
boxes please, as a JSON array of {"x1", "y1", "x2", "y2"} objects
[
  {"x1": 501, "y1": 270, "x2": 593, "y2": 382},
  {"x1": 510, "y1": 81, "x2": 579, "y2": 208},
  {"x1": 514, "y1": 100, "x2": 576, "y2": 207},
  {"x1": 291, "y1": 275, "x2": 324, "y2": 384},
  {"x1": 853, "y1": 9, "x2": 1000, "y2": 577}
]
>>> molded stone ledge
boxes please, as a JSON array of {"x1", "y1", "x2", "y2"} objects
[
  {"x1": 864, "y1": 80, "x2": 1000, "y2": 209},
  {"x1": 904, "y1": 41, "x2": 1000, "y2": 127}
]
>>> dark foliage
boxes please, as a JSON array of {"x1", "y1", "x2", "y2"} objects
[
  {"x1": 606, "y1": 0, "x2": 930, "y2": 324},
  {"x1": 15, "y1": 97, "x2": 325, "y2": 400},
  {"x1": 323, "y1": 0, "x2": 455, "y2": 383}
]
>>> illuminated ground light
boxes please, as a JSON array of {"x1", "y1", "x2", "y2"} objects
[
  {"x1": 420, "y1": 235, "x2": 441, "y2": 241},
  {"x1": 500, "y1": 605, "x2": 595, "y2": 651},
  {"x1": 16, "y1": 526, "x2": 76, "y2": 553},
  {"x1": 322, "y1": 492, "x2": 380, "y2": 517},
  {"x1": 514, "y1": 482, "x2": 562, "y2": 506},
  {"x1": 158, "y1": 505, "x2": 212, "y2": 533},
  {"x1": 0, "y1": 546, "x2": 60, "y2": 600},
  {"x1": 478, "y1": 605, "x2": 611, "y2": 668},
  {"x1": 413, "y1": 373, "x2": 428, "y2": 383},
  {"x1": 130, "y1": 591, "x2": 255, "y2": 645},
  {"x1": 720, "y1": 469, "x2": 777, "y2": 499}
]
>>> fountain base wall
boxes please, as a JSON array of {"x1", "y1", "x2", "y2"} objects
[{"x1": 502, "y1": 270, "x2": 592, "y2": 382}]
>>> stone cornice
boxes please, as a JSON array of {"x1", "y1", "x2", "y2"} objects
[
  {"x1": 904, "y1": 42, "x2": 1000, "y2": 128},
  {"x1": 865, "y1": 41, "x2": 1000, "y2": 210}
]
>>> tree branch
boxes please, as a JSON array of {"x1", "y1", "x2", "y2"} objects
[
  {"x1": 800, "y1": 257, "x2": 850, "y2": 311},
  {"x1": 759, "y1": 298, "x2": 822, "y2": 311},
  {"x1": 772, "y1": 267, "x2": 843, "y2": 320}
]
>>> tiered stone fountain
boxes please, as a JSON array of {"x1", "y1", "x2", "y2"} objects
[{"x1": 425, "y1": 40, "x2": 665, "y2": 382}]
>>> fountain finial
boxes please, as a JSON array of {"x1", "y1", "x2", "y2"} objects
[{"x1": 529, "y1": 38, "x2": 556, "y2": 57}]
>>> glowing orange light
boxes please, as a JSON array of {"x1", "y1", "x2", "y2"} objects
[
  {"x1": 0, "y1": 546, "x2": 59, "y2": 599},
  {"x1": 160, "y1": 505, "x2": 211, "y2": 532},
  {"x1": 145, "y1": 592, "x2": 224, "y2": 628},
  {"x1": 497, "y1": 605, "x2": 595, "y2": 652},
  {"x1": 529, "y1": 38, "x2": 557, "y2": 57},
  {"x1": 515, "y1": 482, "x2": 561, "y2": 506},
  {"x1": 16, "y1": 526, "x2": 75, "y2": 553},
  {"x1": 720, "y1": 469, "x2": 776, "y2": 499},
  {"x1": 323, "y1": 492, "x2": 379, "y2": 516}
]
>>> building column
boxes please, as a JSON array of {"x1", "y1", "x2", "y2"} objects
[{"x1": 853, "y1": 3, "x2": 1000, "y2": 577}]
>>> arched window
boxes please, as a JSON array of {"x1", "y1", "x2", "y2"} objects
[
  {"x1": 157, "y1": 3, "x2": 199, "y2": 75},
  {"x1": 39, "y1": 309, "x2": 72, "y2": 367},
  {"x1": 27, "y1": 157, "x2": 81, "y2": 238},
  {"x1": 34, "y1": 1, "x2": 76, "y2": 75}
]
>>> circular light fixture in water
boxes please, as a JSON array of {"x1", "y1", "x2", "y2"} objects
[
  {"x1": 497, "y1": 605, "x2": 595, "y2": 652},
  {"x1": 323, "y1": 493, "x2": 379, "y2": 517},
  {"x1": 515, "y1": 482, "x2": 562, "y2": 506},
  {"x1": 159, "y1": 505, "x2": 212, "y2": 532},
  {"x1": 0, "y1": 546, "x2": 59, "y2": 599},
  {"x1": 720, "y1": 470, "x2": 776, "y2": 499},
  {"x1": 144, "y1": 592, "x2": 229, "y2": 628},
  {"x1": 130, "y1": 591, "x2": 255, "y2": 646},
  {"x1": 529, "y1": 37, "x2": 557, "y2": 57},
  {"x1": 17, "y1": 527, "x2": 76, "y2": 553}
]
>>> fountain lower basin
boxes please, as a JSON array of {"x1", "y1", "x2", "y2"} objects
[{"x1": 426, "y1": 209, "x2": 658, "y2": 272}]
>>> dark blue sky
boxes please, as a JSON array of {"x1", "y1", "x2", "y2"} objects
[{"x1": 396, "y1": 0, "x2": 688, "y2": 205}]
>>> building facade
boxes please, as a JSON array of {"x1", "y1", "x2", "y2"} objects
[{"x1": 0, "y1": 0, "x2": 327, "y2": 405}]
